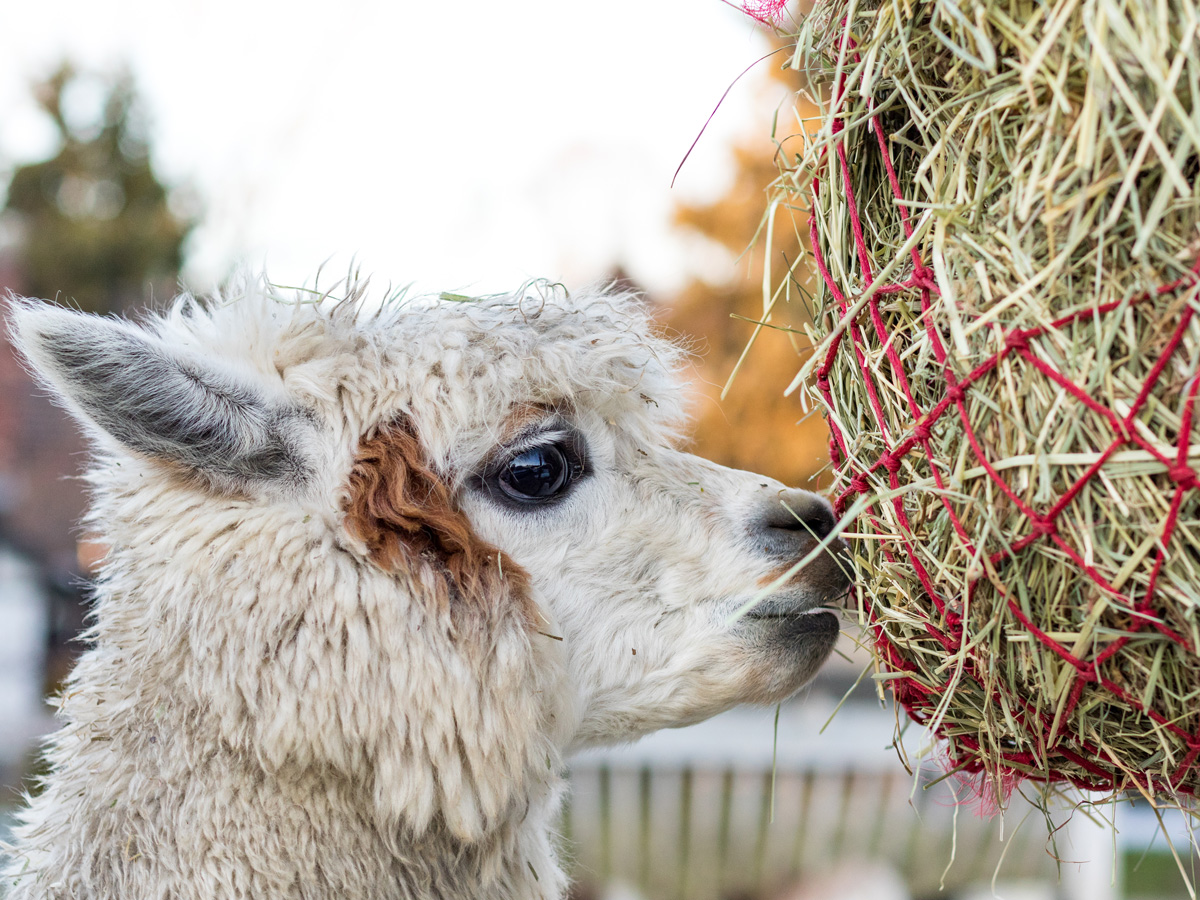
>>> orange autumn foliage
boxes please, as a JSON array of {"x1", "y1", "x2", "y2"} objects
[{"x1": 665, "y1": 94, "x2": 830, "y2": 489}]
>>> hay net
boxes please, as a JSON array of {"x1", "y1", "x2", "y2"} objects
[{"x1": 778, "y1": 0, "x2": 1200, "y2": 803}]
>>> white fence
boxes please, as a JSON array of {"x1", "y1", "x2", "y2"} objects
[{"x1": 563, "y1": 701, "x2": 1125, "y2": 900}]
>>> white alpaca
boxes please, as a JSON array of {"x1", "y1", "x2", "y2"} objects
[{"x1": 3, "y1": 279, "x2": 850, "y2": 900}]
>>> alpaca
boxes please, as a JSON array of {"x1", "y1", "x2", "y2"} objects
[{"x1": 3, "y1": 279, "x2": 851, "y2": 900}]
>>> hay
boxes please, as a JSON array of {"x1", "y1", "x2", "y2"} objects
[{"x1": 769, "y1": 0, "x2": 1200, "y2": 805}]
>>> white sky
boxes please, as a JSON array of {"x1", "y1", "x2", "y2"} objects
[{"x1": 0, "y1": 0, "x2": 786, "y2": 298}]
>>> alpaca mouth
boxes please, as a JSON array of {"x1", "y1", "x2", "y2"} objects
[
  {"x1": 744, "y1": 576, "x2": 853, "y2": 620},
  {"x1": 742, "y1": 574, "x2": 852, "y2": 646},
  {"x1": 748, "y1": 606, "x2": 842, "y2": 652},
  {"x1": 743, "y1": 592, "x2": 843, "y2": 640},
  {"x1": 748, "y1": 605, "x2": 841, "y2": 637},
  {"x1": 745, "y1": 604, "x2": 837, "y2": 620}
]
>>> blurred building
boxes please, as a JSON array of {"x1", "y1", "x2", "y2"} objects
[
  {"x1": 0, "y1": 251, "x2": 88, "y2": 776},
  {"x1": 0, "y1": 533, "x2": 51, "y2": 782},
  {"x1": 0, "y1": 66, "x2": 192, "y2": 778}
]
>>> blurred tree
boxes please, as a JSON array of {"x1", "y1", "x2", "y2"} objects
[
  {"x1": 0, "y1": 63, "x2": 197, "y2": 704},
  {"x1": 3, "y1": 63, "x2": 195, "y2": 313},
  {"x1": 665, "y1": 79, "x2": 829, "y2": 488}
]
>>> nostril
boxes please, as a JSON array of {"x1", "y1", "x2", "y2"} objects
[{"x1": 756, "y1": 490, "x2": 837, "y2": 552}]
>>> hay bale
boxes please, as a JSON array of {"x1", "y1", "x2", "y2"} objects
[{"x1": 775, "y1": 0, "x2": 1200, "y2": 803}]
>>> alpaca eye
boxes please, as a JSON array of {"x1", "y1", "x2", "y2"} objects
[
  {"x1": 478, "y1": 428, "x2": 589, "y2": 509},
  {"x1": 498, "y1": 445, "x2": 571, "y2": 502}
]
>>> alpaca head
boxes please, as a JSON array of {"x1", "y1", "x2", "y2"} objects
[{"x1": 8, "y1": 279, "x2": 850, "y2": 842}]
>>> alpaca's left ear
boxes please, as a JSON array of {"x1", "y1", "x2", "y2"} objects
[{"x1": 7, "y1": 299, "x2": 312, "y2": 487}]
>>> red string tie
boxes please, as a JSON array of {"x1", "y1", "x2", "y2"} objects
[
  {"x1": 908, "y1": 269, "x2": 937, "y2": 292},
  {"x1": 848, "y1": 474, "x2": 871, "y2": 495},
  {"x1": 1168, "y1": 465, "x2": 1198, "y2": 491},
  {"x1": 883, "y1": 454, "x2": 902, "y2": 474},
  {"x1": 913, "y1": 422, "x2": 933, "y2": 441},
  {"x1": 946, "y1": 385, "x2": 966, "y2": 404},
  {"x1": 1005, "y1": 331, "x2": 1030, "y2": 353},
  {"x1": 816, "y1": 374, "x2": 831, "y2": 394},
  {"x1": 1030, "y1": 517, "x2": 1058, "y2": 538}
]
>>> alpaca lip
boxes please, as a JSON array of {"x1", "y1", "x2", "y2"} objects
[
  {"x1": 757, "y1": 607, "x2": 841, "y2": 638},
  {"x1": 744, "y1": 598, "x2": 840, "y2": 620},
  {"x1": 745, "y1": 608, "x2": 831, "y2": 619}
]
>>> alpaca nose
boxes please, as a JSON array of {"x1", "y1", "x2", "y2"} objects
[{"x1": 753, "y1": 489, "x2": 838, "y2": 557}]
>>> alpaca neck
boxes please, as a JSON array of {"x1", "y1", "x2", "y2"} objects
[{"x1": 6, "y1": 642, "x2": 569, "y2": 900}]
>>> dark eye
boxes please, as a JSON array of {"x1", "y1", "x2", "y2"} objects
[
  {"x1": 494, "y1": 443, "x2": 583, "y2": 504},
  {"x1": 478, "y1": 427, "x2": 590, "y2": 509}
]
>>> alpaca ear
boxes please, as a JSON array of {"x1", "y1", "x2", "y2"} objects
[{"x1": 7, "y1": 299, "x2": 311, "y2": 485}]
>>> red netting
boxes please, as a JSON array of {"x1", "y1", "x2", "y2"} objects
[
  {"x1": 739, "y1": 0, "x2": 790, "y2": 25},
  {"x1": 806, "y1": 22, "x2": 1200, "y2": 797}
]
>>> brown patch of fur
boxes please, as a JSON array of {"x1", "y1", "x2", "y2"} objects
[{"x1": 344, "y1": 417, "x2": 532, "y2": 620}]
